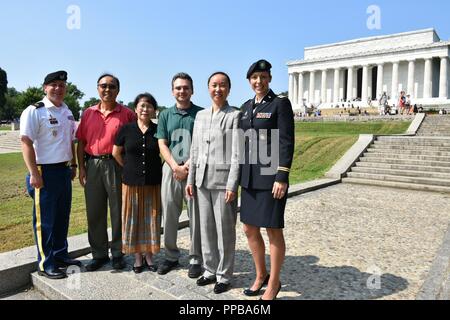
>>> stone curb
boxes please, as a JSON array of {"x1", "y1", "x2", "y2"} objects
[
  {"x1": 416, "y1": 223, "x2": 450, "y2": 300},
  {"x1": 407, "y1": 112, "x2": 426, "y2": 135},
  {"x1": 0, "y1": 233, "x2": 92, "y2": 297},
  {"x1": 325, "y1": 134, "x2": 374, "y2": 179}
]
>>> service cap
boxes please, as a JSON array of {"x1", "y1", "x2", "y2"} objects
[
  {"x1": 44, "y1": 70, "x2": 67, "y2": 85},
  {"x1": 246, "y1": 59, "x2": 272, "y2": 79}
]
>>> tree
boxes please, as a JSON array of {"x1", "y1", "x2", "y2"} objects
[
  {"x1": 64, "y1": 82, "x2": 84, "y2": 120},
  {"x1": 16, "y1": 87, "x2": 45, "y2": 114},
  {"x1": 2, "y1": 88, "x2": 20, "y2": 120},
  {"x1": 0, "y1": 79, "x2": 86, "y2": 120},
  {"x1": 0, "y1": 68, "x2": 8, "y2": 119}
]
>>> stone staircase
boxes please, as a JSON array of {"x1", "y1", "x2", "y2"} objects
[
  {"x1": 417, "y1": 115, "x2": 450, "y2": 136},
  {"x1": 343, "y1": 135, "x2": 450, "y2": 193}
]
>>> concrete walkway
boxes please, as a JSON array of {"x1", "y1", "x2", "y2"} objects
[{"x1": 6, "y1": 182, "x2": 449, "y2": 300}]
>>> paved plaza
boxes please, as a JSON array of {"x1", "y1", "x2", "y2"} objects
[
  {"x1": 6, "y1": 183, "x2": 449, "y2": 300},
  {"x1": 191, "y1": 183, "x2": 450, "y2": 300}
]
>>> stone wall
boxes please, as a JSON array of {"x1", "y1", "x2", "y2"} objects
[{"x1": 295, "y1": 115, "x2": 415, "y2": 123}]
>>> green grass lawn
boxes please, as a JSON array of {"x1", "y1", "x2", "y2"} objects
[
  {"x1": 0, "y1": 120, "x2": 411, "y2": 252},
  {"x1": 0, "y1": 153, "x2": 88, "y2": 252}
]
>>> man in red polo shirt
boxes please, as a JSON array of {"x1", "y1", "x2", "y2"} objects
[{"x1": 76, "y1": 74, "x2": 135, "y2": 271}]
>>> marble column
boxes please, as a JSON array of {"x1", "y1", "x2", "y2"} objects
[
  {"x1": 424, "y1": 58, "x2": 433, "y2": 99},
  {"x1": 321, "y1": 70, "x2": 327, "y2": 103},
  {"x1": 298, "y1": 72, "x2": 304, "y2": 106},
  {"x1": 362, "y1": 65, "x2": 369, "y2": 103},
  {"x1": 376, "y1": 63, "x2": 384, "y2": 99},
  {"x1": 391, "y1": 61, "x2": 399, "y2": 99},
  {"x1": 309, "y1": 71, "x2": 316, "y2": 103},
  {"x1": 440, "y1": 56, "x2": 448, "y2": 99},
  {"x1": 288, "y1": 73, "x2": 294, "y2": 103},
  {"x1": 293, "y1": 73, "x2": 298, "y2": 105},
  {"x1": 407, "y1": 60, "x2": 415, "y2": 98},
  {"x1": 347, "y1": 66, "x2": 354, "y2": 101},
  {"x1": 333, "y1": 68, "x2": 340, "y2": 104}
]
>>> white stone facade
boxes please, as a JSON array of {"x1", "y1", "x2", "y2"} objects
[{"x1": 287, "y1": 29, "x2": 450, "y2": 111}]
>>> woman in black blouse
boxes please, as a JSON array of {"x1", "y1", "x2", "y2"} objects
[{"x1": 113, "y1": 93, "x2": 162, "y2": 273}]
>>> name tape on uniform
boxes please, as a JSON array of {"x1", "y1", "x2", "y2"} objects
[{"x1": 256, "y1": 113, "x2": 272, "y2": 119}]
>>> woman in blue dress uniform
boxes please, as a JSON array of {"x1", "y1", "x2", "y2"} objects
[{"x1": 240, "y1": 60, "x2": 295, "y2": 300}]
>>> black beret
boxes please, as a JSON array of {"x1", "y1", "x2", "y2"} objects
[
  {"x1": 44, "y1": 71, "x2": 67, "y2": 85},
  {"x1": 246, "y1": 59, "x2": 272, "y2": 79}
]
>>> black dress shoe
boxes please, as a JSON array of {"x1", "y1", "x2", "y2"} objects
[
  {"x1": 85, "y1": 258, "x2": 110, "y2": 272},
  {"x1": 259, "y1": 282, "x2": 281, "y2": 300},
  {"x1": 133, "y1": 265, "x2": 144, "y2": 274},
  {"x1": 188, "y1": 264, "x2": 202, "y2": 278},
  {"x1": 157, "y1": 260, "x2": 179, "y2": 275},
  {"x1": 243, "y1": 274, "x2": 270, "y2": 296},
  {"x1": 38, "y1": 268, "x2": 67, "y2": 280},
  {"x1": 55, "y1": 258, "x2": 82, "y2": 268},
  {"x1": 112, "y1": 256, "x2": 126, "y2": 270},
  {"x1": 196, "y1": 276, "x2": 217, "y2": 286},
  {"x1": 214, "y1": 282, "x2": 231, "y2": 294},
  {"x1": 147, "y1": 264, "x2": 158, "y2": 272}
]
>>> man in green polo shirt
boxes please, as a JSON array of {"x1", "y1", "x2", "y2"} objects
[{"x1": 155, "y1": 72, "x2": 203, "y2": 278}]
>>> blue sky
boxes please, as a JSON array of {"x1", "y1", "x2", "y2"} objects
[{"x1": 1, "y1": 0, "x2": 450, "y2": 109}]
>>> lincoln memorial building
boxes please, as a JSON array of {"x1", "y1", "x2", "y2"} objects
[{"x1": 287, "y1": 29, "x2": 450, "y2": 111}]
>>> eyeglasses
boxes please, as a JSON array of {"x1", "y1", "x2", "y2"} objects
[{"x1": 98, "y1": 83, "x2": 118, "y2": 90}]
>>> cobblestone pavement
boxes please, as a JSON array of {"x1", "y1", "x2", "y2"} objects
[
  {"x1": 4, "y1": 183, "x2": 450, "y2": 300},
  {"x1": 172, "y1": 183, "x2": 450, "y2": 300}
]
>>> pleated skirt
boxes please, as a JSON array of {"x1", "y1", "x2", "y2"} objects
[{"x1": 122, "y1": 184, "x2": 161, "y2": 254}]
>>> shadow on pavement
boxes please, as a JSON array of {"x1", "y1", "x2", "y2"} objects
[{"x1": 234, "y1": 251, "x2": 409, "y2": 300}]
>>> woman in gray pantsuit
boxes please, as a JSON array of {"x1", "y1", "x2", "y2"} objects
[{"x1": 186, "y1": 72, "x2": 241, "y2": 294}]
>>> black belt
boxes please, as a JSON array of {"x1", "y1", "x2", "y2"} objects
[
  {"x1": 85, "y1": 153, "x2": 113, "y2": 160},
  {"x1": 38, "y1": 162, "x2": 69, "y2": 168}
]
